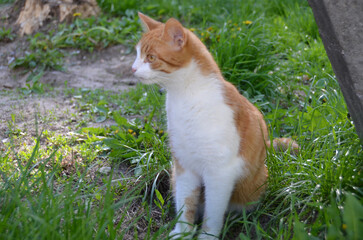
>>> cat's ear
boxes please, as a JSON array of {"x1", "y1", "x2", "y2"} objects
[
  {"x1": 163, "y1": 18, "x2": 186, "y2": 50},
  {"x1": 138, "y1": 12, "x2": 162, "y2": 32}
]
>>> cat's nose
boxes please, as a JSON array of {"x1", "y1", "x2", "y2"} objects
[{"x1": 132, "y1": 67, "x2": 137, "y2": 73}]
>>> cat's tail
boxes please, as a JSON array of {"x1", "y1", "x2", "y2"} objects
[{"x1": 266, "y1": 138, "x2": 299, "y2": 155}]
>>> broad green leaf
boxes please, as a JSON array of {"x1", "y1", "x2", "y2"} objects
[
  {"x1": 343, "y1": 193, "x2": 363, "y2": 240},
  {"x1": 113, "y1": 112, "x2": 128, "y2": 127}
]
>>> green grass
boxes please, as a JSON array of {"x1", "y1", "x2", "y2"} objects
[
  {"x1": 9, "y1": 16, "x2": 139, "y2": 71},
  {"x1": 0, "y1": 27, "x2": 15, "y2": 42},
  {"x1": 8, "y1": 15, "x2": 140, "y2": 92},
  {"x1": 1, "y1": 0, "x2": 362, "y2": 239},
  {"x1": 0, "y1": 0, "x2": 14, "y2": 4}
]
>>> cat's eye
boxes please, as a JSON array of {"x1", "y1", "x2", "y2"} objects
[{"x1": 146, "y1": 54, "x2": 156, "y2": 63}]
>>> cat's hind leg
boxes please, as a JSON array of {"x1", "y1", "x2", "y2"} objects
[{"x1": 228, "y1": 164, "x2": 268, "y2": 212}]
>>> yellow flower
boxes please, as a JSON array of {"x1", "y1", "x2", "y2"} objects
[
  {"x1": 189, "y1": 28, "x2": 196, "y2": 32},
  {"x1": 243, "y1": 20, "x2": 253, "y2": 25},
  {"x1": 158, "y1": 129, "x2": 164, "y2": 135},
  {"x1": 128, "y1": 129, "x2": 133, "y2": 134},
  {"x1": 73, "y1": 12, "x2": 81, "y2": 17},
  {"x1": 115, "y1": 129, "x2": 119, "y2": 134},
  {"x1": 207, "y1": 27, "x2": 214, "y2": 32},
  {"x1": 342, "y1": 224, "x2": 347, "y2": 230}
]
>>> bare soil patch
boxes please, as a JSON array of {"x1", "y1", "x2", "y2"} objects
[
  {"x1": 0, "y1": 35, "x2": 137, "y2": 163},
  {"x1": 0, "y1": 43, "x2": 136, "y2": 133},
  {"x1": 0, "y1": 4, "x2": 171, "y2": 238},
  {"x1": 0, "y1": 40, "x2": 141, "y2": 226},
  {"x1": 0, "y1": 0, "x2": 137, "y2": 144},
  {"x1": 0, "y1": 44, "x2": 136, "y2": 90}
]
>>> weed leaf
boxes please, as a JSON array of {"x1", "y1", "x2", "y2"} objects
[{"x1": 343, "y1": 193, "x2": 363, "y2": 240}]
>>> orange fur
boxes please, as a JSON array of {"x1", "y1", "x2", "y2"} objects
[
  {"x1": 170, "y1": 157, "x2": 184, "y2": 196},
  {"x1": 138, "y1": 12, "x2": 220, "y2": 76},
  {"x1": 223, "y1": 80, "x2": 269, "y2": 206},
  {"x1": 137, "y1": 12, "x2": 297, "y2": 206},
  {"x1": 135, "y1": 13, "x2": 299, "y2": 237},
  {"x1": 184, "y1": 187, "x2": 201, "y2": 224},
  {"x1": 268, "y1": 137, "x2": 299, "y2": 155}
]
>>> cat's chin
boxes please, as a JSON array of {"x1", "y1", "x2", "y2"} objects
[
  {"x1": 136, "y1": 77, "x2": 160, "y2": 85},
  {"x1": 134, "y1": 75, "x2": 165, "y2": 85}
]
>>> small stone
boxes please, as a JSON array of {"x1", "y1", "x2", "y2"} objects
[
  {"x1": 3, "y1": 83, "x2": 14, "y2": 89},
  {"x1": 99, "y1": 167, "x2": 111, "y2": 175}
]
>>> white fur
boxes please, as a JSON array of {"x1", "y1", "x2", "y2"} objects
[
  {"x1": 132, "y1": 45, "x2": 171, "y2": 85},
  {"x1": 132, "y1": 49, "x2": 246, "y2": 239}
]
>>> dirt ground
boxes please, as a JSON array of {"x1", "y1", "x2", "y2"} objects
[
  {"x1": 0, "y1": 39, "x2": 137, "y2": 140},
  {"x1": 0, "y1": 33, "x2": 165, "y2": 238},
  {"x1": 0, "y1": 1, "x2": 141, "y2": 192},
  {"x1": 0, "y1": 4, "x2": 171, "y2": 237}
]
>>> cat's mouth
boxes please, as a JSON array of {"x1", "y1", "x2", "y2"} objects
[
  {"x1": 132, "y1": 73, "x2": 145, "y2": 81},
  {"x1": 133, "y1": 74, "x2": 154, "y2": 84},
  {"x1": 131, "y1": 70, "x2": 142, "y2": 80},
  {"x1": 131, "y1": 68, "x2": 163, "y2": 85}
]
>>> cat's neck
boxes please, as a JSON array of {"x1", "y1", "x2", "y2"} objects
[
  {"x1": 187, "y1": 31, "x2": 222, "y2": 77},
  {"x1": 162, "y1": 31, "x2": 224, "y2": 92},
  {"x1": 163, "y1": 59, "x2": 222, "y2": 94}
]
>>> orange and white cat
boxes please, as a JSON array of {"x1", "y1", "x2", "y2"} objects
[{"x1": 132, "y1": 13, "x2": 297, "y2": 239}]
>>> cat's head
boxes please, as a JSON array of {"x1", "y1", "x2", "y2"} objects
[{"x1": 132, "y1": 13, "x2": 193, "y2": 85}]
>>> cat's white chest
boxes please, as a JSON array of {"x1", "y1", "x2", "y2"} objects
[{"x1": 165, "y1": 75, "x2": 241, "y2": 174}]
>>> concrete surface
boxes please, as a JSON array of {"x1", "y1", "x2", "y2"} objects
[{"x1": 308, "y1": 0, "x2": 363, "y2": 144}]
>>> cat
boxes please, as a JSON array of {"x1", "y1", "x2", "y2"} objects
[{"x1": 132, "y1": 12, "x2": 298, "y2": 239}]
